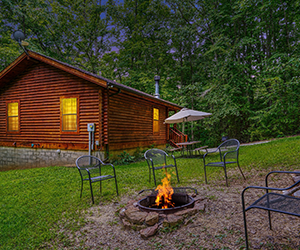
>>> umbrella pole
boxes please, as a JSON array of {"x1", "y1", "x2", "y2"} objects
[{"x1": 191, "y1": 121, "x2": 194, "y2": 141}]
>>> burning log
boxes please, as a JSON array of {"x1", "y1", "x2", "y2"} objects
[{"x1": 154, "y1": 168, "x2": 174, "y2": 209}]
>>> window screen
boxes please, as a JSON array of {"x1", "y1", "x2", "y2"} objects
[
  {"x1": 153, "y1": 108, "x2": 159, "y2": 133},
  {"x1": 7, "y1": 102, "x2": 19, "y2": 131},
  {"x1": 62, "y1": 98, "x2": 77, "y2": 131}
]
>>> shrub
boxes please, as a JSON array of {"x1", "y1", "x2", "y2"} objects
[{"x1": 114, "y1": 151, "x2": 135, "y2": 165}]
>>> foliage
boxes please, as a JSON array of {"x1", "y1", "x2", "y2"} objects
[
  {"x1": 0, "y1": 136, "x2": 299, "y2": 249},
  {"x1": 0, "y1": 0, "x2": 114, "y2": 74},
  {"x1": 0, "y1": 12, "x2": 21, "y2": 71},
  {"x1": 132, "y1": 147, "x2": 147, "y2": 161},
  {"x1": 1, "y1": 0, "x2": 300, "y2": 145},
  {"x1": 114, "y1": 150, "x2": 135, "y2": 165}
]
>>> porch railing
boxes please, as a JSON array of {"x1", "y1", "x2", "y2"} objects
[{"x1": 169, "y1": 128, "x2": 188, "y2": 147}]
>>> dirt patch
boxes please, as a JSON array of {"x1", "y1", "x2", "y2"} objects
[{"x1": 66, "y1": 169, "x2": 300, "y2": 249}]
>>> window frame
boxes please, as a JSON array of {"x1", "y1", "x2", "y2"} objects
[
  {"x1": 60, "y1": 96, "x2": 79, "y2": 134},
  {"x1": 153, "y1": 107, "x2": 160, "y2": 134},
  {"x1": 6, "y1": 100, "x2": 20, "y2": 133}
]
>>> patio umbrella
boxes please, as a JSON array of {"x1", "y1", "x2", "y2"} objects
[
  {"x1": 165, "y1": 108, "x2": 212, "y2": 140},
  {"x1": 164, "y1": 108, "x2": 212, "y2": 124}
]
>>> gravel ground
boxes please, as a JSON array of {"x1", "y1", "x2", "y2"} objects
[{"x1": 58, "y1": 168, "x2": 300, "y2": 250}]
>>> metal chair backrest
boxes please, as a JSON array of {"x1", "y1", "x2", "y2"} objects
[
  {"x1": 76, "y1": 155, "x2": 103, "y2": 177},
  {"x1": 144, "y1": 149, "x2": 168, "y2": 166},
  {"x1": 217, "y1": 139, "x2": 240, "y2": 161}
]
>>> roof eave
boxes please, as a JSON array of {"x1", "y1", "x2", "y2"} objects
[
  {"x1": 27, "y1": 51, "x2": 107, "y2": 88},
  {"x1": 0, "y1": 51, "x2": 181, "y2": 109},
  {"x1": 0, "y1": 53, "x2": 27, "y2": 81},
  {"x1": 108, "y1": 82, "x2": 182, "y2": 109}
]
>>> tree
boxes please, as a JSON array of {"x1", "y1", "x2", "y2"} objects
[
  {"x1": 1, "y1": 0, "x2": 300, "y2": 145},
  {"x1": 0, "y1": 11, "x2": 22, "y2": 71},
  {"x1": 1, "y1": 0, "x2": 114, "y2": 74}
]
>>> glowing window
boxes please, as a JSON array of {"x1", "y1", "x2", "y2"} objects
[
  {"x1": 153, "y1": 108, "x2": 159, "y2": 133},
  {"x1": 7, "y1": 102, "x2": 19, "y2": 131},
  {"x1": 62, "y1": 98, "x2": 77, "y2": 131}
]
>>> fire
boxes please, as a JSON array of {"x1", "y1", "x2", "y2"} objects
[{"x1": 155, "y1": 168, "x2": 174, "y2": 209}]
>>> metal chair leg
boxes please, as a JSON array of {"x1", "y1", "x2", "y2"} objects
[
  {"x1": 204, "y1": 165, "x2": 208, "y2": 184},
  {"x1": 115, "y1": 177, "x2": 119, "y2": 195},
  {"x1": 224, "y1": 166, "x2": 228, "y2": 187},
  {"x1": 237, "y1": 162, "x2": 246, "y2": 180},
  {"x1": 175, "y1": 167, "x2": 180, "y2": 183},
  {"x1": 80, "y1": 180, "x2": 83, "y2": 198},
  {"x1": 243, "y1": 207, "x2": 249, "y2": 249},
  {"x1": 266, "y1": 191, "x2": 272, "y2": 230},
  {"x1": 89, "y1": 180, "x2": 94, "y2": 204},
  {"x1": 153, "y1": 168, "x2": 157, "y2": 186},
  {"x1": 241, "y1": 190, "x2": 250, "y2": 249}
]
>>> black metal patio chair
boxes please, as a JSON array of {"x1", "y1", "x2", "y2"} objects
[
  {"x1": 144, "y1": 148, "x2": 180, "y2": 186},
  {"x1": 76, "y1": 155, "x2": 118, "y2": 204},
  {"x1": 242, "y1": 170, "x2": 300, "y2": 249},
  {"x1": 202, "y1": 138, "x2": 246, "y2": 186}
]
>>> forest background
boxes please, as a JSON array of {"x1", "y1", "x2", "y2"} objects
[{"x1": 1, "y1": 0, "x2": 300, "y2": 146}]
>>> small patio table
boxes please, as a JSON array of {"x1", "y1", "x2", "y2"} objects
[{"x1": 176, "y1": 141, "x2": 202, "y2": 157}]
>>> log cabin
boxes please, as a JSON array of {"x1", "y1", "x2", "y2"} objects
[{"x1": 0, "y1": 50, "x2": 182, "y2": 169}]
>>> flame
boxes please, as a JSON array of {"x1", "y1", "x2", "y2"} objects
[{"x1": 155, "y1": 168, "x2": 174, "y2": 209}]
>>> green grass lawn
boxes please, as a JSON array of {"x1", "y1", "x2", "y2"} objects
[{"x1": 0, "y1": 136, "x2": 299, "y2": 249}]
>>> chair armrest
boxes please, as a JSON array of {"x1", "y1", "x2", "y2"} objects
[
  {"x1": 203, "y1": 150, "x2": 214, "y2": 159},
  {"x1": 79, "y1": 167, "x2": 93, "y2": 179},
  {"x1": 243, "y1": 183, "x2": 300, "y2": 193},
  {"x1": 102, "y1": 163, "x2": 116, "y2": 169},
  {"x1": 203, "y1": 148, "x2": 219, "y2": 164},
  {"x1": 242, "y1": 171, "x2": 300, "y2": 197},
  {"x1": 265, "y1": 170, "x2": 300, "y2": 187},
  {"x1": 223, "y1": 149, "x2": 238, "y2": 161},
  {"x1": 242, "y1": 171, "x2": 300, "y2": 213},
  {"x1": 243, "y1": 172, "x2": 300, "y2": 194},
  {"x1": 242, "y1": 180, "x2": 300, "y2": 207},
  {"x1": 101, "y1": 163, "x2": 117, "y2": 176}
]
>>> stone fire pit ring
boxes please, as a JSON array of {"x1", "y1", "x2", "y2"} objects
[{"x1": 119, "y1": 187, "x2": 207, "y2": 239}]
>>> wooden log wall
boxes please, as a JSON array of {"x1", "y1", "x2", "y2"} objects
[
  {"x1": 108, "y1": 90, "x2": 167, "y2": 150},
  {"x1": 0, "y1": 61, "x2": 101, "y2": 150},
  {"x1": 102, "y1": 90, "x2": 108, "y2": 145}
]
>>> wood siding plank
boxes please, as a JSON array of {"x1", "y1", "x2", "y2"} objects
[
  {"x1": 0, "y1": 62, "x2": 101, "y2": 150},
  {"x1": 107, "y1": 90, "x2": 167, "y2": 150}
]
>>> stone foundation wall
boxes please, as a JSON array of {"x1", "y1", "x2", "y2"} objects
[{"x1": 0, "y1": 147, "x2": 105, "y2": 171}]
